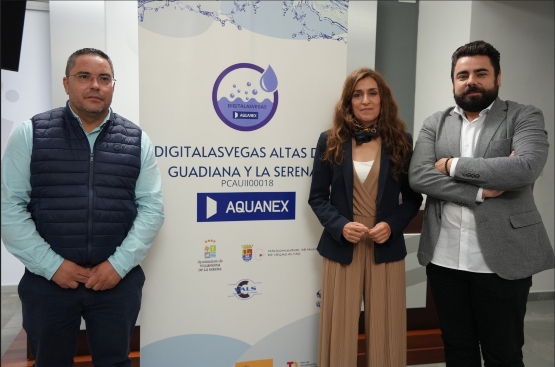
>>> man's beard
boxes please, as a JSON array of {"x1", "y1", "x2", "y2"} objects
[{"x1": 454, "y1": 84, "x2": 498, "y2": 112}]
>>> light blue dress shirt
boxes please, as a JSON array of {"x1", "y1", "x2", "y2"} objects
[{"x1": 1, "y1": 106, "x2": 165, "y2": 280}]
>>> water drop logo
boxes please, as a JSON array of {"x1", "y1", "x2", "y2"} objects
[{"x1": 212, "y1": 63, "x2": 279, "y2": 131}]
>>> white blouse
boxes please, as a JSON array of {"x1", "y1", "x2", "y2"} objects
[{"x1": 353, "y1": 160, "x2": 374, "y2": 183}]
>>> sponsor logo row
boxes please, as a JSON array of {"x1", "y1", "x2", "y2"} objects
[
  {"x1": 198, "y1": 240, "x2": 316, "y2": 271},
  {"x1": 199, "y1": 240, "x2": 319, "y2": 303}
]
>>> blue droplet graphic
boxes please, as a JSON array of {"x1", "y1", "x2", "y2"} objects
[
  {"x1": 247, "y1": 82, "x2": 251, "y2": 86},
  {"x1": 260, "y1": 65, "x2": 278, "y2": 93},
  {"x1": 252, "y1": 89, "x2": 258, "y2": 95},
  {"x1": 230, "y1": 93, "x2": 235, "y2": 98}
]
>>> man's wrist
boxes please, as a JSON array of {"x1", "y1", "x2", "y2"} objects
[{"x1": 444, "y1": 158, "x2": 452, "y2": 176}]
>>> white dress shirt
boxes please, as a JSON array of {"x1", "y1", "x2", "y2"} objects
[{"x1": 431, "y1": 101, "x2": 495, "y2": 273}]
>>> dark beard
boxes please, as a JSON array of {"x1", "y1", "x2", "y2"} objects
[{"x1": 454, "y1": 84, "x2": 498, "y2": 112}]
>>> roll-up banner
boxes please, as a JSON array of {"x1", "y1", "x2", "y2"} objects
[{"x1": 138, "y1": 1, "x2": 423, "y2": 366}]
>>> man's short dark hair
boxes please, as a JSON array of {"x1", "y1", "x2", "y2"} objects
[
  {"x1": 65, "y1": 48, "x2": 114, "y2": 77},
  {"x1": 451, "y1": 40, "x2": 500, "y2": 83}
]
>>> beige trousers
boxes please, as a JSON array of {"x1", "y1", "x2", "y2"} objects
[{"x1": 318, "y1": 232, "x2": 406, "y2": 367}]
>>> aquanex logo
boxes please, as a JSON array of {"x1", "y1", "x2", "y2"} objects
[
  {"x1": 233, "y1": 111, "x2": 258, "y2": 119},
  {"x1": 197, "y1": 192, "x2": 295, "y2": 222}
]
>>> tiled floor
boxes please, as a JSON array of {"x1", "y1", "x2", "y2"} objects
[
  {"x1": 1, "y1": 291, "x2": 22, "y2": 357},
  {"x1": 2, "y1": 290, "x2": 553, "y2": 366}
]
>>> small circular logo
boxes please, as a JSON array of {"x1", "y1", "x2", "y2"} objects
[
  {"x1": 230, "y1": 279, "x2": 260, "y2": 300},
  {"x1": 212, "y1": 63, "x2": 279, "y2": 131}
]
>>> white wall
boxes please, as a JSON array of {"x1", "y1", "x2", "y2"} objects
[
  {"x1": 49, "y1": 1, "x2": 139, "y2": 121},
  {"x1": 414, "y1": 1, "x2": 555, "y2": 293},
  {"x1": 469, "y1": 0, "x2": 554, "y2": 292},
  {"x1": 1, "y1": 5, "x2": 52, "y2": 287},
  {"x1": 104, "y1": 1, "x2": 140, "y2": 124},
  {"x1": 413, "y1": 1, "x2": 472, "y2": 133},
  {"x1": 347, "y1": 1, "x2": 377, "y2": 73},
  {"x1": 49, "y1": 1, "x2": 105, "y2": 108}
]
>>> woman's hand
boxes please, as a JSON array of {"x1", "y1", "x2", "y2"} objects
[
  {"x1": 367, "y1": 222, "x2": 391, "y2": 244},
  {"x1": 342, "y1": 222, "x2": 369, "y2": 243}
]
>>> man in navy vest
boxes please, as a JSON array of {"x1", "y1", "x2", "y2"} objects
[{"x1": 1, "y1": 48, "x2": 165, "y2": 367}]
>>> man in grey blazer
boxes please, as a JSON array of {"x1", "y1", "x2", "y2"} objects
[{"x1": 409, "y1": 40, "x2": 554, "y2": 367}]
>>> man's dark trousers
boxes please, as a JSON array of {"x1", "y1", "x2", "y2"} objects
[
  {"x1": 19, "y1": 265, "x2": 145, "y2": 367},
  {"x1": 427, "y1": 263, "x2": 532, "y2": 367}
]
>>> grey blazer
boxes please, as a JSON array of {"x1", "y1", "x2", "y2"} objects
[{"x1": 409, "y1": 98, "x2": 554, "y2": 280}]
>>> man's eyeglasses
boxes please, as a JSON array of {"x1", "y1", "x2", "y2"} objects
[{"x1": 67, "y1": 74, "x2": 116, "y2": 87}]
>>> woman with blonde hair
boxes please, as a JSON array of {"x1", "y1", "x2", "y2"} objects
[{"x1": 308, "y1": 67, "x2": 422, "y2": 366}]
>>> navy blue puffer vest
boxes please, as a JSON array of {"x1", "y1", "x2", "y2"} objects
[{"x1": 28, "y1": 103, "x2": 142, "y2": 266}]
